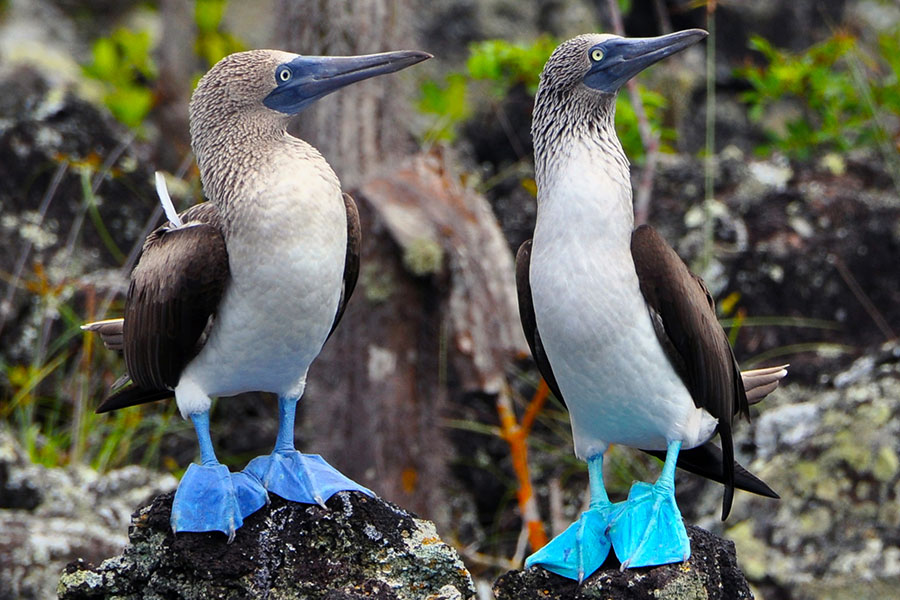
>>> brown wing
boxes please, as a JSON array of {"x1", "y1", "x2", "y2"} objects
[
  {"x1": 631, "y1": 224, "x2": 749, "y2": 518},
  {"x1": 96, "y1": 203, "x2": 227, "y2": 413},
  {"x1": 517, "y1": 234, "x2": 776, "y2": 513},
  {"x1": 327, "y1": 193, "x2": 360, "y2": 340},
  {"x1": 515, "y1": 240, "x2": 565, "y2": 404}
]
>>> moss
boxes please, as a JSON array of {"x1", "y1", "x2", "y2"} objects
[
  {"x1": 653, "y1": 568, "x2": 708, "y2": 600},
  {"x1": 728, "y1": 521, "x2": 768, "y2": 582},
  {"x1": 858, "y1": 402, "x2": 892, "y2": 428},
  {"x1": 814, "y1": 476, "x2": 843, "y2": 503},
  {"x1": 402, "y1": 238, "x2": 444, "y2": 276},
  {"x1": 824, "y1": 430, "x2": 872, "y2": 472},
  {"x1": 361, "y1": 262, "x2": 395, "y2": 303},
  {"x1": 873, "y1": 446, "x2": 899, "y2": 482},
  {"x1": 794, "y1": 460, "x2": 820, "y2": 488},
  {"x1": 798, "y1": 507, "x2": 833, "y2": 537}
]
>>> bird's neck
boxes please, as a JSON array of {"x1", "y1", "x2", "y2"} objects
[
  {"x1": 192, "y1": 114, "x2": 339, "y2": 230},
  {"x1": 532, "y1": 91, "x2": 634, "y2": 247}
]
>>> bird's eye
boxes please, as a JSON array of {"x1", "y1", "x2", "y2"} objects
[
  {"x1": 590, "y1": 48, "x2": 604, "y2": 62},
  {"x1": 278, "y1": 68, "x2": 292, "y2": 82}
]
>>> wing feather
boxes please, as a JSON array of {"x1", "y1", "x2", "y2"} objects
[
  {"x1": 517, "y1": 233, "x2": 777, "y2": 514},
  {"x1": 631, "y1": 224, "x2": 748, "y2": 518},
  {"x1": 327, "y1": 193, "x2": 360, "y2": 339},
  {"x1": 95, "y1": 203, "x2": 227, "y2": 413}
]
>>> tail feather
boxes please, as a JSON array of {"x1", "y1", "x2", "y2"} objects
[
  {"x1": 81, "y1": 318, "x2": 125, "y2": 352},
  {"x1": 643, "y1": 442, "x2": 779, "y2": 508},
  {"x1": 96, "y1": 384, "x2": 173, "y2": 413},
  {"x1": 742, "y1": 364, "x2": 788, "y2": 405}
]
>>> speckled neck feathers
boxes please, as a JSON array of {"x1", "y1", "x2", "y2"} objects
[
  {"x1": 188, "y1": 50, "x2": 340, "y2": 230},
  {"x1": 531, "y1": 35, "x2": 630, "y2": 196}
]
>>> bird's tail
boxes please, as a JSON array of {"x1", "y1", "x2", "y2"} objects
[
  {"x1": 81, "y1": 318, "x2": 125, "y2": 351},
  {"x1": 742, "y1": 364, "x2": 788, "y2": 405},
  {"x1": 96, "y1": 383, "x2": 173, "y2": 413}
]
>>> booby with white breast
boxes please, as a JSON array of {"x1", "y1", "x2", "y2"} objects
[
  {"x1": 83, "y1": 48, "x2": 430, "y2": 539},
  {"x1": 517, "y1": 30, "x2": 785, "y2": 580}
]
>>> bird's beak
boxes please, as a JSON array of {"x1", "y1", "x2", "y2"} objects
[
  {"x1": 584, "y1": 29, "x2": 707, "y2": 93},
  {"x1": 264, "y1": 50, "x2": 432, "y2": 114}
]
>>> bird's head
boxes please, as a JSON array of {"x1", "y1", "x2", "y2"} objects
[
  {"x1": 190, "y1": 48, "x2": 431, "y2": 136},
  {"x1": 532, "y1": 29, "x2": 706, "y2": 181},
  {"x1": 537, "y1": 29, "x2": 707, "y2": 99}
]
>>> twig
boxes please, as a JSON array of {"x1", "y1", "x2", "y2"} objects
[
  {"x1": 831, "y1": 254, "x2": 896, "y2": 341},
  {"x1": 0, "y1": 160, "x2": 68, "y2": 340},
  {"x1": 495, "y1": 380, "x2": 549, "y2": 554},
  {"x1": 701, "y1": 0, "x2": 718, "y2": 273}
]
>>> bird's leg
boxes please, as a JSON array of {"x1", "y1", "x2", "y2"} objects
[
  {"x1": 525, "y1": 451, "x2": 620, "y2": 582},
  {"x1": 609, "y1": 440, "x2": 691, "y2": 569},
  {"x1": 171, "y1": 411, "x2": 267, "y2": 542},
  {"x1": 244, "y1": 396, "x2": 373, "y2": 506}
]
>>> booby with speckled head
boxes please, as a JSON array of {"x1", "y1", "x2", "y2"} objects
[
  {"x1": 83, "y1": 48, "x2": 430, "y2": 539},
  {"x1": 516, "y1": 30, "x2": 785, "y2": 580}
]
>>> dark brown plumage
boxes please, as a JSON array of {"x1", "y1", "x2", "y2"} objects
[
  {"x1": 515, "y1": 228, "x2": 779, "y2": 520},
  {"x1": 95, "y1": 197, "x2": 361, "y2": 414}
]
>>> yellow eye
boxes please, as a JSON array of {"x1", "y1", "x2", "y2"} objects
[
  {"x1": 590, "y1": 48, "x2": 604, "y2": 62},
  {"x1": 279, "y1": 68, "x2": 292, "y2": 82}
]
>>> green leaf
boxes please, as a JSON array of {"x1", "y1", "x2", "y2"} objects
[
  {"x1": 195, "y1": 0, "x2": 227, "y2": 33},
  {"x1": 106, "y1": 86, "x2": 154, "y2": 128}
]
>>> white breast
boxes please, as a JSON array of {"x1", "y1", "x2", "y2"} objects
[
  {"x1": 531, "y1": 148, "x2": 717, "y2": 458},
  {"x1": 177, "y1": 150, "x2": 346, "y2": 412}
]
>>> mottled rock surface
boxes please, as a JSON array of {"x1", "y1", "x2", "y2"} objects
[
  {"x1": 58, "y1": 490, "x2": 476, "y2": 599},
  {"x1": 0, "y1": 424, "x2": 177, "y2": 600},
  {"x1": 719, "y1": 342, "x2": 900, "y2": 599},
  {"x1": 493, "y1": 526, "x2": 751, "y2": 600}
]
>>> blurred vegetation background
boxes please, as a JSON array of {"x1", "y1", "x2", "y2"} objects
[{"x1": 1, "y1": 0, "x2": 899, "y2": 597}]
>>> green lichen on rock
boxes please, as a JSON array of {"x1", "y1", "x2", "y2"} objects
[
  {"x1": 58, "y1": 491, "x2": 475, "y2": 600},
  {"x1": 402, "y1": 237, "x2": 444, "y2": 276},
  {"x1": 361, "y1": 261, "x2": 396, "y2": 303},
  {"x1": 723, "y1": 341, "x2": 900, "y2": 598}
]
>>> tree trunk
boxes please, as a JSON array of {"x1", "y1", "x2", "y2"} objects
[
  {"x1": 277, "y1": 1, "x2": 526, "y2": 529},
  {"x1": 277, "y1": 0, "x2": 418, "y2": 189}
]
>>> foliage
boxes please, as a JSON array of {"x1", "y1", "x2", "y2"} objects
[
  {"x1": 81, "y1": 1, "x2": 246, "y2": 129},
  {"x1": 736, "y1": 30, "x2": 900, "y2": 160},
  {"x1": 82, "y1": 28, "x2": 157, "y2": 128},
  {"x1": 417, "y1": 37, "x2": 675, "y2": 161},
  {"x1": 0, "y1": 167, "x2": 187, "y2": 471},
  {"x1": 195, "y1": 0, "x2": 246, "y2": 69}
]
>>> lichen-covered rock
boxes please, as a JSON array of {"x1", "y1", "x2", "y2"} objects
[
  {"x1": 58, "y1": 490, "x2": 476, "y2": 599},
  {"x1": 715, "y1": 342, "x2": 900, "y2": 598},
  {"x1": 0, "y1": 424, "x2": 177, "y2": 600},
  {"x1": 493, "y1": 526, "x2": 752, "y2": 600}
]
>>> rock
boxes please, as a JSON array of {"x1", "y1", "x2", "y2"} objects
[
  {"x1": 492, "y1": 526, "x2": 752, "y2": 600},
  {"x1": 58, "y1": 490, "x2": 476, "y2": 600},
  {"x1": 0, "y1": 424, "x2": 177, "y2": 600},
  {"x1": 714, "y1": 341, "x2": 900, "y2": 598}
]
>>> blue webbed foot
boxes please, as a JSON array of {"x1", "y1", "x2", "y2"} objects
[
  {"x1": 170, "y1": 410, "x2": 267, "y2": 541},
  {"x1": 526, "y1": 451, "x2": 621, "y2": 582},
  {"x1": 609, "y1": 440, "x2": 691, "y2": 569},
  {"x1": 247, "y1": 396, "x2": 372, "y2": 505},
  {"x1": 244, "y1": 450, "x2": 372, "y2": 506},
  {"x1": 171, "y1": 463, "x2": 268, "y2": 541},
  {"x1": 525, "y1": 502, "x2": 620, "y2": 582}
]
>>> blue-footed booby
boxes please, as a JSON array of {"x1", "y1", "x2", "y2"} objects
[
  {"x1": 516, "y1": 30, "x2": 785, "y2": 580},
  {"x1": 83, "y1": 48, "x2": 430, "y2": 539}
]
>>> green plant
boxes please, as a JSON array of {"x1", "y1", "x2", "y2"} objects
[
  {"x1": 736, "y1": 30, "x2": 900, "y2": 160},
  {"x1": 194, "y1": 0, "x2": 246, "y2": 69},
  {"x1": 82, "y1": 1, "x2": 246, "y2": 129},
  {"x1": 82, "y1": 27, "x2": 157, "y2": 128},
  {"x1": 417, "y1": 37, "x2": 675, "y2": 161}
]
